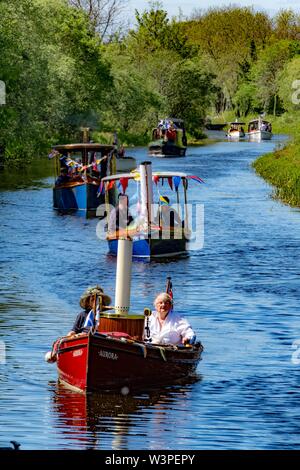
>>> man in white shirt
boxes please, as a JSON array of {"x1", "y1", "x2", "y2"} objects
[{"x1": 147, "y1": 292, "x2": 196, "y2": 345}]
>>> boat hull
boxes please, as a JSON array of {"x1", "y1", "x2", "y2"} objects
[
  {"x1": 148, "y1": 140, "x2": 186, "y2": 157},
  {"x1": 247, "y1": 130, "x2": 272, "y2": 141},
  {"x1": 56, "y1": 332, "x2": 202, "y2": 392},
  {"x1": 107, "y1": 236, "x2": 188, "y2": 259},
  {"x1": 53, "y1": 182, "x2": 104, "y2": 217},
  {"x1": 227, "y1": 131, "x2": 245, "y2": 140}
]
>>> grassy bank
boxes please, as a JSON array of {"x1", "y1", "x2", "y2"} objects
[
  {"x1": 253, "y1": 140, "x2": 300, "y2": 206},
  {"x1": 252, "y1": 111, "x2": 300, "y2": 207}
]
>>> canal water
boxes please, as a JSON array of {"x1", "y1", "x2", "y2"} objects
[{"x1": 1, "y1": 135, "x2": 300, "y2": 450}]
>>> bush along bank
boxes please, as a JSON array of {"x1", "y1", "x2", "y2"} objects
[{"x1": 253, "y1": 138, "x2": 300, "y2": 207}]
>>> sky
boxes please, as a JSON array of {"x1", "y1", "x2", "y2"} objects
[{"x1": 127, "y1": 0, "x2": 300, "y2": 20}]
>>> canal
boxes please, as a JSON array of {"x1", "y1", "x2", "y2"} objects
[{"x1": 1, "y1": 135, "x2": 300, "y2": 449}]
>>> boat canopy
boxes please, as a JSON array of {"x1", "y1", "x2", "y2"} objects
[
  {"x1": 248, "y1": 119, "x2": 270, "y2": 124},
  {"x1": 102, "y1": 171, "x2": 189, "y2": 182},
  {"x1": 228, "y1": 122, "x2": 245, "y2": 125},
  {"x1": 53, "y1": 143, "x2": 115, "y2": 152}
]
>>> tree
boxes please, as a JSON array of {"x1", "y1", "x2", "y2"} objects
[
  {"x1": 274, "y1": 9, "x2": 300, "y2": 40},
  {"x1": 163, "y1": 59, "x2": 216, "y2": 134},
  {"x1": 183, "y1": 7, "x2": 272, "y2": 110},
  {"x1": 69, "y1": 0, "x2": 127, "y2": 40},
  {"x1": 251, "y1": 40, "x2": 295, "y2": 115},
  {"x1": 0, "y1": 0, "x2": 112, "y2": 163},
  {"x1": 128, "y1": 3, "x2": 195, "y2": 61},
  {"x1": 278, "y1": 57, "x2": 300, "y2": 112}
]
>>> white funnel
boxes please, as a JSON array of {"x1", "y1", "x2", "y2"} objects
[
  {"x1": 114, "y1": 238, "x2": 133, "y2": 315},
  {"x1": 140, "y1": 161, "x2": 153, "y2": 228}
]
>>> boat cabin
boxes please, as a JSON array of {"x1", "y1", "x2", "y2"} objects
[{"x1": 248, "y1": 119, "x2": 272, "y2": 133}]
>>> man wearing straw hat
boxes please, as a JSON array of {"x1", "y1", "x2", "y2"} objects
[{"x1": 67, "y1": 285, "x2": 111, "y2": 336}]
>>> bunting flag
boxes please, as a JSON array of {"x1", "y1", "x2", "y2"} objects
[
  {"x1": 173, "y1": 176, "x2": 181, "y2": 191},
  {"x1": 167, "y1": 177, "x2": 173, "y2": 190},
  {"x1": 187, "y1": 175, "x2": 205, "y2": 184},
  {"x1": 107, "y1": 180, "x2": 115, "y2": 190},
  {"x1": 119, "y1": 177, "x2": 129, "y2": 194},
  {"x1": 153, "y1": 175, "x2": 160, "y2": 185}
]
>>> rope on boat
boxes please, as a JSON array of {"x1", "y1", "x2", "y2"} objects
[{"x1": 158, "y1": 346, "x2": 167, "y2": 362}]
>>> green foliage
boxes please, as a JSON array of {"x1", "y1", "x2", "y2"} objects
[
  {"x1": 184, "y1": 6, "x2": 272, "y2": 108},
  {"x1": 163, "y1": 59, "x2": 216, "y2": 134},
  {"x1": 1, "y1": 0, "x2": 300, "y2": 166},
  {"x1": 0, "y1": 0, "x2": 111, "y2": 164},
  {"x1": 250, "y1": 40, "x2": 295, "y2": 115},
  {"x1": 278, "y1": 57, "x2": 300, "y2": 112}
]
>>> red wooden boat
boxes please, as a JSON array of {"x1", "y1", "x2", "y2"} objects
[{"x1": 55, "y1": 328, "x2": 202, "y2": 393}]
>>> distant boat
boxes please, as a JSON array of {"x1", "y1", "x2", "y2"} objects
[
  {"x1": 227, "y1": 121, "x2": 246, "y2": 140},
  {"x1": 148, "y1": 118, "x2": 187, "y2": 157},
  {"x1": 246, "y1": 118, "x2": 272, "y2": 141},
  {"x1": 51, "y1": 142, "x2": 116, "y2": 217}
]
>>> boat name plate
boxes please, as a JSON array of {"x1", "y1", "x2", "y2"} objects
[{"x1": 98, "y1": 350, "x2": 118, "y2": 361}]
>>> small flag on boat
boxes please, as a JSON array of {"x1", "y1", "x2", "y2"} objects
[
  {"x1": 83, "y1": 310, "x2": 95, "y2": 329},
  {"x1": 166, "y1": 277, "x2": 173, "y2": 300}
]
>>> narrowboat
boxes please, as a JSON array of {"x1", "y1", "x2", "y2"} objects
[
  {"x1": 148, "y1": 118, "x2": 187, "y2": 157},
  {"x1": 100, "y1": 161, "x2": 204, "y2": 259},
  {"x1": 247, "y1": 118, "x2": 272, "y2": 141},
  {"x1": 227, "y1": 121, "x2": 246, "y2": 140},
  {"x1": 51, "y1": 143, "x2": 116, "y2": 217}
]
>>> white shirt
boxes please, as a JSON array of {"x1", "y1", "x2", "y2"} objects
[{"x1": 148, "y1": 310, "x2": 196, "y2": 345}]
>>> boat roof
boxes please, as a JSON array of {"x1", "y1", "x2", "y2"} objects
[
  {"x1": 102, "y1": 171, "x2": 189, "y2": 182},
  {"x1": 248, "y1": 119, "x2": 270, "y2": 124},
  {"x1": 228, "y1": 122, "x2": 245, "y2": 125},
  {"x1": 53, "y1": 143, "x2": 115, "y2": 152}
]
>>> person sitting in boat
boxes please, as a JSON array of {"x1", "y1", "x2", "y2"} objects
[
  {"x1": 67, "y1": 285, "x2": 111, "y2": 336},
  {"x1": 155, "y1": 196, "x2": 182, "y2": 228},
  {"x1": 55, "y1": 167, "x2": 70, "y2": 186},
  {"x1": 147, "y1": 292, "x2": 196, "y2": 346},
  {"x1": 166, "y1": 123, "x2": 177, "y2": 142},
  {"x1": 108, "y1": 194, "x2": 134, "y2": 234}
]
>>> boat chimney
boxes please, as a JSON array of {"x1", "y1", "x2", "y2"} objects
[
  {"x1": 80, "y1": 127, "x2": 90, "y2": 143},
  {"x1": 114, "y1": 238, "x2": 133, "y2": 315},
  {"x1": 140, "y1": 161, "x2": 154, "y2": 230}
]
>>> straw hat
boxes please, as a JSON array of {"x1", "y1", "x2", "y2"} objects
[{"x1": 79, "y1": 285, "x2": 111, "y2": 309}]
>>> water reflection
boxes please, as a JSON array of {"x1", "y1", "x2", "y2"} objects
[
  {"x1": 0, "y1": 159, "x2": 54, "y2": 191},
  {"x1": 50, "y1": 376, "x2": 202, "y2": 450}
]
